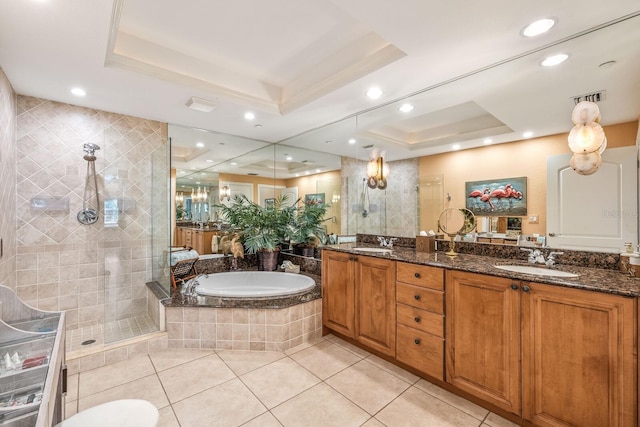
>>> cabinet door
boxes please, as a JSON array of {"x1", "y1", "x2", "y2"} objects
[
  {"x1": 322, "y1": 251, "x2": 356, "y2": 338},
  {"x1": 522, "y1": 283, "x2": 637, "y2": 427},
  {"x1": 356, "y1": 256, "x2": 396, "y2": 356},
  {"x1": 446, "y1": 270, "x2": 521, "y2": 415}
]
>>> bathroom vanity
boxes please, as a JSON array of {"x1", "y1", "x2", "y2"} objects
[
  {"x1": 322, "y1": 246, "x2": 638, "y2": 427},
  {"x1": 0, "y1": 286, "x2": 66, "y2": 426}
]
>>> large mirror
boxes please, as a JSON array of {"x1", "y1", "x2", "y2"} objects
[{"x1": 170, "y1": 12, "x2": 640, "y2": 251}]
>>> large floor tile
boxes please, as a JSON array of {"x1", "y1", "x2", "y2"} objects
[
  {"x1": 326, "y1": 359, "x2": 411, "y2": 415},
  {"x1": 483, "y1": 412, "x2": 521, "y2": 427},
  {"x1": 78, "y1": 374, "x2": 169, "y2": 411},
  {"x1": 364, "y1": 354, "x2": 420, "y2": 385},
  {"x1": 284, "y1": 336, "x2": 325, "y2": 356},
  {"x1": 172, "y1": 378, "x2": 267, "y2": 427},
  {"x1": 78, "y1": 355, "x2": 155, "y2": 397},
  {"x1": 324, "y1": 335, "x2": 372, "y2": 358},
  {"x1": 241, "y1": 357, "x2": 320, "y2": 409},
  {"x1": 361, "y1": 418, "x2": 386, "y2": 427},
  {"x1": 149, "y1": 348, "x2": 215, "y2": 372},
  {"x1": 241, "y1": 411, "x2": 283, "y2": 427},
  {"x1": 157, "y1": 406, "x2": 180, "y2": 427},
  {"x1": 271, "y1": 383, "x2": 370, "y2": 427},
  {"x1": 217, "y1": 350, "x2": 286, "y2": 376},
  {"x1": 375, "y1": 387, "x2": 482, "y2": 427},
  {"x1": 415, "y1": 378, "x2": 489, "y2": 420},
  {"x1": 158, "y1": 354, "x2": 236, "y2": 403},
  {"x1": 289, "y1": 340, "x2": 362, "y2": 380}
]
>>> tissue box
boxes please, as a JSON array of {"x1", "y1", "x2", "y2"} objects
[{"x1": 416, "y1": 235, "x2": 435, "y2": 253}]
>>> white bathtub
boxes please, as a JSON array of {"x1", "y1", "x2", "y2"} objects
[{"x1": 195, "y1": 272, "x2": 316, "y2": 297}]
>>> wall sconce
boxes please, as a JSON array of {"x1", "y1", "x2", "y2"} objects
[
  {"x1": 191, "y1": 186, "x2": 208, "y2": 203},
  {"x1": 175, "y1": 192, "x2": 184, "y2": 204},
  {"x1": 366, "y1": 148, "x2": 390, "y2": 189},
  {"x1": 568, "y1": 101, "x2": 606, "y2": 175},
  {"x1": 219, "y1": 184, "x2": 231, "y2": 202}
]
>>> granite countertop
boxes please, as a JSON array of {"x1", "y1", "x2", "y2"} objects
[{"x1": 325, "y1": 245, "x2": 640, "y2": 298}]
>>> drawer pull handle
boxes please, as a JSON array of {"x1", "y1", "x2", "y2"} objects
[
  {"x1": 414, "y1": 294, "x2": 421, "y2": 301},
  {"x1": 414, "y1": 338, "x2": 421, "y2": 345},
  {"x1": 414, "y1": 272, "x2": 421, "y2": 278},
  {"x1": 511, "y1": 283, "x2": 519, "y2": 290},
  {"x1": 414, "y1": 316, "x2": 421, "y2": 323},
  {"x1": 522, "y1": 285, "x2": 531, "y2": 293}
]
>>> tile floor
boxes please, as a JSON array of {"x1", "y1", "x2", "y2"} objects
[
  {"x1": 65, "y1": 334, "x2": 520, "y2": 427},
  {"x1": 66, "y1": 314, "x2": 159, "y2": 354}
]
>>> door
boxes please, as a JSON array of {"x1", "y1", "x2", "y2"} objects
[
  {"x1": 322, "y1": 251, "x2": 356, "y2": 338},
  {"x1": 546, "y1": 146, "x2": 637, "y2": 251},
  {"x1": 521, "y1": 282, "x2": 636, "y2": 427},
  {"x1": 446, "y1": 270, "x2": 521, "y2": 415},
  {"x1": 356, "y1": 256, "x2": 396, "y2": 356}
]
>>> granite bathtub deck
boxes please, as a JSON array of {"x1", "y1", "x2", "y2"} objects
[{"x1": 327, "y1": 245, "x2": 640, "y2": 298}]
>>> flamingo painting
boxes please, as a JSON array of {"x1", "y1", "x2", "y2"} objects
[{"x1": 465, "y1": 177, "x2": 528, "y2": 216}]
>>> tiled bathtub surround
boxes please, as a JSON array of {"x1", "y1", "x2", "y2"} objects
[
  {"x1": 0, "y1": 67, "x2": 17, "y2": 289},
  {"x1": 14, "y1": 95, "x2": 167, "y2": 332}
]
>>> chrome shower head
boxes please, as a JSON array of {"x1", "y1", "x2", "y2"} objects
[{"x1": 83, "y1": 143, "x2": 100, "y2": 161}]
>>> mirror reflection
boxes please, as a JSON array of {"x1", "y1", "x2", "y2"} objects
[{"x1": 170, "y1": 12, "x2": 640, "y2": 252}]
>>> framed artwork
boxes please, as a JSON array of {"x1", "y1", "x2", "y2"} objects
[
  {"x1": 264, "y1": 198, "x2": 275, "y2": 208},
  {"x1": 465, "y1": 177, "x2": 527, "y2": 216},
  {"x1": 304, "y1": 193, "x2": 325, "y2": 206}
]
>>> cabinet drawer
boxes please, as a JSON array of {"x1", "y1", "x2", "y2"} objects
[
  {"x1": 397, "y1": 263, "x2": 443, "y2": 290},
  {"x1": 397, "y1": 303, "x2": 444, "y2": 337},
  {"x1": 397, "y1": 283, "x2": 444, "y2": 314},
  {"x1": 396, "y1": 324, "x2": 444, "y2": 380}
]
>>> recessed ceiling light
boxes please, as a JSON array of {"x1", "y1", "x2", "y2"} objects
[
  {"x1": 348, "y1": 138, "x2": 356, "y2": 144},
  {"x1": 523, "y1": 131, "x2": 534, "y2": 138},
  {"x1": 483, "y1": 138, "x2": 493, "y2": 145},
  {"x1": 230, "y1": 162, "x2": 237, "y2": 166},
  {"x1": 522, "y1": 18, "x2": 556, "y2": 37},
  {"x1": 305, "y1": 171, "x2": 310, "y2": 175},
  {"x1": 244, "y1": 112, "x2": 255, "y2": 120},
  {"x1": 188, "y1": 177, "x2": 194, "y2": 180},
  {"x1": 316, "y1": 169, "x2": 321, "y2": 173},
  {"x1": 196, "y1": 142, "x2": 205, "y2": 148},
  {"x1": 366, "y1": 87, "x2": 383, "y2": 99},
  {"x1": 541, "y1": 53, "x2": 569, "y2": 67},
  {"x1": 325, "y1": 140, "x2": 332, "y2": 144},
  {"x1": 195, "y1": 181, "x2": 200, "y2": 184},
  {"x1": 206, "y1": 159, "x2": 213, "y2": 163},
  {"x1": 254, "y1": 124, "x2": 262, "y2": 128},
  {"x1": 286, "y1": 156, "x2": 292, "y2": 161},
  {"x1": 398, "y1": 103, "x2": 414, "y2": 113},
  {"x1": 71, "y1": 87, "x2": 86, "y2": 97},
  {"x1": 452, "y1": 144, "x2": 461, "y2": 151},
  {"x1": 295, "y1": 173, "x2": 300, "y2": 177}
]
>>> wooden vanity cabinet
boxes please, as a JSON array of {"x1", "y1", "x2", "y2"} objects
[
  {"x1": 446, "y1": 270, "x2": 637, "y2": 426},
  {"x1": 445, "y1": 270, "x2": 521, "y2": 415},
  {"x1": 175, "y1": 227, "x2": 217, "y2": 254},
  {"x1": 395, "y1": 262, "x2": 445, "y2": 380},
  {"x1": 322, "y1": 251, "x2": 396, "y2": 356}
]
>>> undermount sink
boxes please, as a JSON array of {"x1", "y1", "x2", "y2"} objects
[
  {"x1": 352, "y1": 247, "x2": 393, "y2": 254},
  {"x1": 494, "y1": 265, "x2": 579, "y2": 278}
]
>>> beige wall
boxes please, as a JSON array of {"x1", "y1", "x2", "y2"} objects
[
  {"x1": 219, "y1": 172, "x2": 287, "y2": 203},
  {"x1": 418, "y1": 121, "x2": 638, "y2": 234},
  {"x1": 0, "y1": 67, "x2": 17, "y2": 290},
  {"x1": 14, "y1": 95, "x2": 166, "y2": 330}
]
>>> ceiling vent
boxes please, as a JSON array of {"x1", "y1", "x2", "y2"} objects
[
  {"x1": 186, "y1": 96, "x2": 216, "y2": 112},
  {"x1": 572, "y1": 90, "x2": 606, "y2": 105}
]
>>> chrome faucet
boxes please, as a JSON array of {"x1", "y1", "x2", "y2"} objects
[
  {"x1": 521, "y1": 248, "x2": 545, "y2": 264},
  {"x1": 181, "y1": 277, "x2": 200, "y2": 296},
  {"x1": 377, "y1": 236, "x2": 398, "y2": 248},
  {"x1": 545, "y1": 251, "x2": 564, "y2": 267}
]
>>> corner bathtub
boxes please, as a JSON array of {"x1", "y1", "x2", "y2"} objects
[{"x1": 195, "y1": 271, "x2": 316, "y2": 297}]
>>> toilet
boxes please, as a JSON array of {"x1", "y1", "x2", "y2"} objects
[{"x1": 56, "y1": 399, "x2": 159, "y2": 427}]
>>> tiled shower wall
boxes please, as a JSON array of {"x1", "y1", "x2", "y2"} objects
[
  {"x1": 14, "y1": 95, "x2": 167, "y2": 331},
  {"x1": 341, "y1": 156, "x2": 418, "y2": 238},
  {"x1": 0, "y1": 67, "x2": 17, "y2": 289}
]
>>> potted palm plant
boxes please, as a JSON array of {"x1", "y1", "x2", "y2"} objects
[
  {"x1": 217, "y1": 194, "x2": 295, "y2": 271},
  {"x1": 289, "y1": 197, "x2": 328, "y2": 257}
]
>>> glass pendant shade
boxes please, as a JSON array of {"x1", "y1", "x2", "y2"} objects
[
  {"x1": 571, "y1": 101, "x2": 601, "y2": 125},
  {"x1": 568, "y1": 122, "x2": 605, "y2": 153},
  {"x1": 570, "y1": 151, "x2": 602, "y2": 175}
]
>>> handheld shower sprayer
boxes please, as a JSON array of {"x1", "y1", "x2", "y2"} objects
[{"x1": 77, "y1": 143, "x2": 101, "y2": 225}]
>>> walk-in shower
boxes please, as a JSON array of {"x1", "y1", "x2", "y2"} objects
[{"x1": 77, "y1": 143, "x2": 101, "y2": 225}]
